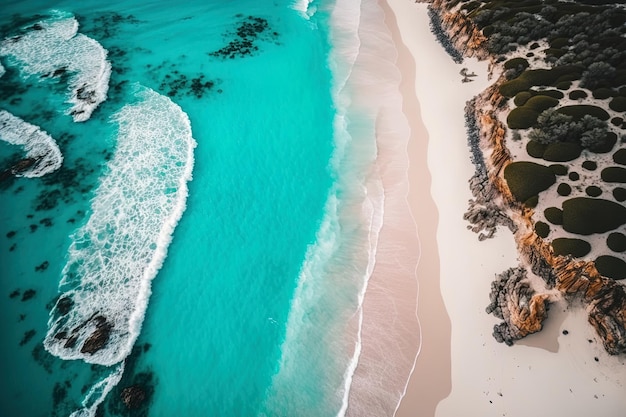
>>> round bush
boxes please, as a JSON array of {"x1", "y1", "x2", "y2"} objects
[
  {"x1": 557, "y1": 105, "x2": 610, "y2": 121},
  {"x1": 586, "y1": 185, "x2": 603, "y2": 197},
  {"x1": 543, "y1": 142, "x2": 582, "y2": 162},
  {"x1": 612, "y1": 117, "x2": 624, "y2": 126},
  {"x1": 582, "y1": 160, "x2": 597, "y2": 170},
  {"x1": 514, "y1": 91, "x2": 533, "y2": 107},
  {"x1": 550, "y1": 164, "x2": 568, "y2": 176},
  {"x1": 500, "y1": 79, "x2": 532, "y2": 98},
  {"x1": 557, "y1": 183, "x2": 572, "y2": 196},
  {"x1": 601, "y1": 166, "x2": 626, "y2": 182},
  {"x1": 504, "y1": 57, "x2": 530, "y2": 70},
  {"x1": 610, "y1": 96, "x2": 626, "y2": 112},
  {"x1": 535, "y1": 221, "x2": 550, "y2": 238},
  {"x1": 562, "y1": 197, "x2": 626, "y2": 235},
  {"x1": 504, "y1": 161, "x2": 556, "y2": 202},
  {"x1": 507, "y1": 107, "x2": 540, "y2": 129},
  {"x1": 524, "y1": 195, "x2": 539, "y2": 208},
  {"x1": 613, "y1": 148, "x2": 626, "y2": 165},
  {"x1": 550, "y1": 38, "x2": 568, "y2": 49},
  {"x1": 536, "y1": 90, "x2": 564, "y2": 99},
  {"x1": 552, "y1": 238, "x2": 592, "y2": 258},
  {"x1": 556, "y1": 81, "x2": 572, "y2": 90},
  {"x1": 613, "y1": 187, "x2": 626, "y2": 202},
  {"x1": 595, "y1": 255, "x2": 626, "y2": 280},
  {"x1": 569, "y1": 90, "x2": 588, "y2": 100},
  {"x1": 607, "y1": 232, "x2": 626, "y2": 252},
  {"x1": 544, "y1": 207, "x2": 564, "y2": 225},
  {"x1": 569, "y1": 171, "x2": 580, "y2": 181},
  {"x1": 527, "y1": 140, "x2": 547, "y2": 158},
  {"x1": 589, "y1": 132, "x2": 618, "y2": 154},
  {"x1": 525, "y1": 96, "x2": 560, "y2": 112},
  {"x1": 593, "y1": 88, "x2": 616, "y2": 99}
]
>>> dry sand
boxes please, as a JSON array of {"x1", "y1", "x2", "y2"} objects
[{"x1": 384, "y1": 1, "x2": 626, "y2": 416}]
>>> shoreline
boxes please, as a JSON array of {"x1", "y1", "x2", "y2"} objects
[{"x1": 387, "y1": 1, "x2": 626, "y2": 416}]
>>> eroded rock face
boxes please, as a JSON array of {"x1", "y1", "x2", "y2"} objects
[
  {"x1": 486, "y1": 267, "x2": 550, "y2": 346},
  {"x1": 80, "y1": 315, "x2": 112, "y2": 355}
]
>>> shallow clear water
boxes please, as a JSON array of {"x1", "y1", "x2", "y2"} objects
[{"x1": 0, "y1": 0, "x2": 394, "y2": 415}]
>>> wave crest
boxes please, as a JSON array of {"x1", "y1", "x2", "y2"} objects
[
  {"x1": 0, "y1": 110, "x2": 63, "y2": 177},
  {"x1": 44, "y1": 85, "x2": 196, "y2": 366},
  {"x1": 0, "y1": 11, "x2": 111, "y2": 122}
]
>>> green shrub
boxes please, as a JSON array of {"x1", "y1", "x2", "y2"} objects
[
  {"x1": 601, "y1": 166, "x2": 626, "y2": 182},
  {"x1": 557, "y1": 105, "x2": 610, "y2": 121},
  {"x1": 525, "y1": 96, "x2": 560, "y2": 112},
  {"x1": 524, "y1": 195, "x2": 539, "y2": 208},
  {"x1": 557, "y1": 183, "x2": 572, "y2": 196},
  {"x1": 552, "y1": 238, "x2": 592, "y2": 258},
  {"x1": 535, "y1": 221, "x2": 550, "y2": 238},
  {"x1": 586, "y1": 185, "x2": 603, "y2": 197},
  {"x1": 526, "y1": 140, "x2": 547, "y2": 158},
  {"x1": 612, "y1": 117, "x2": 623, "y2": 126},
  {"x1": 594, "y1": 255, "x2": 626, "y2": 280},
  {"x1": 514, "y1": 91, "x2": 533, "y2": 106},
  {"x1": 609, "y1": 96, "x2": 626, "y2": 112},
  {"x1": 544, "y1": 207, "x2": 564, "y2": 225},
  {"x1": 536, "y1": 90, "x2": 564, "y2": 99},
  {"x1": 613, "y1": 149, "x2": 626, "y2": 165},
  {"x1": 569, "y1": 171, "x2": 580, "y2": 181},
  {"x1": 556, "y1": 81, "x2": 572, "y2": 90},
  {"x1": 569, "y1": 90, "x2": 588, "y2": 100},
  {"x1": 550, "y1": 38, "x2": 568, "y2": 49},
  {"x1": 504, "y1": 57, "x2": 530, "y2": 70},
  {"x1": 589, "y1": 132, "x2": 617, "y2": 154},
  {"x1": 545, "y1": 48, "x2": 566, "y2": 58},
  {"x1": 550, "y1": 164, "x2": 568, "y2": 176},
  {"x1": 562, "y1": 197, "x2": 626, "y2": 235},
  {"x1": 542, "y1": 142, "x2": 582, "y2": 162},
  {"x1": 507, "y1": 107, "x2": 540, "y2": 129},
  {"x1": 500, "y1": 79, "x2": 532, "y2": 97},
  {"x1": 613, "y1": 187, "x2": 626, "y2": 202},
  {"x1": 582, "y1": 160, "x2": 597, "y2": 170},
  {"x1": 592, "y1": 88, "x2": 617, "y2": 99},
  {"x1": 607, "y1": 232, "x2": 626, "y2": 252},
  {"x1": 504, "y1": 161, "x2": 556, "y2": 202},
  {"x1": 518, "y1": 66, "x2": 582, "y2": 86}
]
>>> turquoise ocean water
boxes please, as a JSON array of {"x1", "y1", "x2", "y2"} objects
[{"x1": 0, "y1": 0, "x2": 392, "y2": 415}]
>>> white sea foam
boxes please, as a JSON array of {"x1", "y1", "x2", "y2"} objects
[
  {"x1": 0, "y1": 11, "x2": 111, "y2": 122},
  {"x1": 291, "y1": 0, "x2": 317, "y2": 19},
  {"x1": 0, "y1": 110, "x2": 63, "y2": 177},
  {"x1": 69, "y1": 363, "x2": 124, "y2": 417},
  {"x1": 44, "y1": 85, "x2": 196, "y2": 366},
  {"x1": 0, "y1": 61, "x2": 5, "y2": 78}
]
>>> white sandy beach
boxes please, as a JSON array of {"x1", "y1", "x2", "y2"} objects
[{"x1": 382, "y1": 1, "x2": 626, "y2": 416}]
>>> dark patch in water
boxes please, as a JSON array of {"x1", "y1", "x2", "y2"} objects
[
  {"x1": 105, "y1": 343, "x2": 156, "y2": 417},
  {"x1": 34, "y1": 158, "x2": 98, "y2": 211},
  {"x1": 9, "y1": 243, "x2": 16, "y2": 251},
  {"x1": 18, "y1": 313, "x2": 26, "y2": 322},
  {"x1": 40, "y1": 217, "x2": 53, "y2": 227},
  {"x1": 21, "y1": 288, "x2": 36, "y2": 300},
  {"x1": 35, "y1": 261, "x2": 49, "y2": 272},
  {"x1": 31, "y1": 343, "x2": 54, "y2": 374},
  {"x1": 77, "y1": 12, "x2": 142, "y2": 40},
  {"x1": 29, "y1": 223, "x2": 38, "y2": 233},
  {"x1": 6, "y1": 230, "x2": 16, "y2": 238},
  {"x1": 52, "y1": 380, "x2": 70, "y2": 409},
  {"x1": 9, "y1": 288, "x2": 20, "y2": 298},
  {"x1": 149, "y1": 60, "x2": 221, "y2": 99},
  {"x1": 209, "y1": 15, "x2": 278, "y2": 60},
  {"x1": 19, "y1": 329, "x2": 36, "y2": 346}
]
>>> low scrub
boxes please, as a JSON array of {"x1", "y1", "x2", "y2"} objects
[
  {"x1": 557, "y1": 105, "x2": 610, "y2": 121},
  {"x1": 507, "y1": 107, "x2": 539, "y2": 129},
  {"x1": 595, "y1": 255, "x2": 626, "y2": 280},
  {"x1": 607, "y1": 232, "x2": 626, "y2": 252},
  {"x1": 562, "y1": 197, "x2": 626, "y2": 235},
  {"x1": 613, "y1": 149, "x2": 626, "y2": 165},
  {"x1": 504, "y1": 161, "x2": 556, "y2": 202},
  {"x1": 542, "y1": 142, "x2": 582, "y2": 162},
  {"x1": 601, "y1": 166, "x2": 626, "y2": 182},
  {"x1": 610, "y1": 96, "x2": 626, "y2": 112},
  {"x1": 544, "y1": 207, "x2": 564, "y2": 225},
  {"x1": 552, "y1": 238, "x2": 592, "y2": 258}
]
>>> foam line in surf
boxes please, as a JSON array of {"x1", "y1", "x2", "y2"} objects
[
  {"x1": 0, "y1": 110, "x2": 63, "y2": 177},
  {"x1": 44, "y1": 85, "x2": 196, "y2": 366},
  {"x1": 0, "y1": 61, "x2": 5, "y2": 78},
  {"x1": 0, "y1": 11, "x2": 111, "y2": 122},
  {"x1": 69, "y1": 363, "x2": 124, "y2": 417}
]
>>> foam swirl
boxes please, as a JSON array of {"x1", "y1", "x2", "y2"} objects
[
  {"x1": 0, "y1": 11, "x2": 111, "y2": 122},
  {"x1": 44, "y1": 86, "x2": 196, "y2": 366},
  {"x1": 0, "y1": 110, "x2": 63, "y2": 177},
  {"x1": 0, "y1": 61, "x2": 5, "y2": 78}
]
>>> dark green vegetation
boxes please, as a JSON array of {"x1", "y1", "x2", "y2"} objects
[
  {"x1": 550, "y1": 164, "x2": 568, "y2": 176},
  {"x1": 552, "y1": 238, "x2": 592, "y2": 258},
  {"x1": 613, "y1": 149, "x2": 626, "y2": 165},
  {"x1": 607, "y1": 232, "x2": 626, "y2": 252},
  {"x1": 601, "y1": 166, "x2": 626, "y2": 183},
  {"x1": 614, "y1": 187, "x2": 626, "y2": 202},
  {"x1": 556, "y1": 105, "x2": 610, "y2": 121},
  {"x1": 507, "y1": 107, "x2": 539, "y2": 129},
  {"x1": 582, "y1": 160, "x2": 598, "y2": 170},
  {"x1": 569, "y1": 90, "x2": 588, "y2": 100},
  {"x1": 610, "y1": 96, "x2": 626, "y2": 112},
  {"x1": 594, "y1": 255, "x2": 626, "y2": 279},
  {"x1": 569, "y1": 171, "x2": 580, "y2": 181},
  {"x1": 585, "y1": 185, "x2": 603, "y2": 197},
  {"x1": 557, "y1": 183, "x2": 571, "y2": 196},
  {"x1": 503, "y1": 161, "x2": 556, "y2": 202},
  {"x1": 526, "y1": 140, "x2": 546, "y2": 158},
  {"x1": 562, "y1": 197, "x2": 626, "y2": 235},
  {"x1": 544, "y1": 207, "x2": 563, "y2": 225},
  {"x1": 542, "y1": 142, "x2": 582, "y2": 162},
  {"x1": 535, "y1": 221, "x2": 550, "y2": 238}
]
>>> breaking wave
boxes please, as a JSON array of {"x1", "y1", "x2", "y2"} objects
[
  {"x1": 0, "y1": 61, "x2": 5, "y2": 78},
  {"x1": 44, "y1": 85, "x2": 196, "y2": 366},
  {"x1": 0, "y1": 110, "x2": 63, "y2": 177},
  {"x1": 69, "y1": 363, "x2": 124, "y2": 417},
  {"x1": 0, "y1": 11, "x2": 111, "y2": 122}
]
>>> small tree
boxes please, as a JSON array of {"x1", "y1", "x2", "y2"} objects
[
  {"x1": 528, "y1": 109, "x2": 576, "y2": 144},
  {"x1": 581, "y1": 62, "x2": 616, "y2": 89}
]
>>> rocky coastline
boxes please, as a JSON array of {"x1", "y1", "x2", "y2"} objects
[{"x1": 429, "y1": 0, "x2": 626, "y2": 355}]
